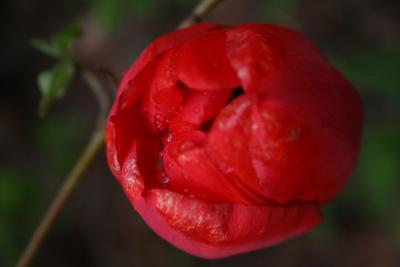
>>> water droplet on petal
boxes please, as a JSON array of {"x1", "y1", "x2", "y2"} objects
[
  {"x1": 180, "y1": 141, "x2": 195, "y2": 151},
  {"x1": 161, "y1": 173, "x2": 170, "y2": 185},
  {"x1": 123, "y1": 80, "x2": 133, "y2": 91},
  {"x1": 201, "y1": 91, "x2": 209, "y2": 96},
  {"x1": 193, "y1": 107, "x2": 200, "y2": 113},
  {"x1": 155, "y1": 113, "x2": 164, "y2": 120},
  {"x1": 154, "y1": 119, "x2": 164, "y2": 130},
  {"x1": 165, "y1": 134, "x2": 172, "y2": 143},
  {"x1": 154, "y1": 113, "x2": 166, "y2": 130}
]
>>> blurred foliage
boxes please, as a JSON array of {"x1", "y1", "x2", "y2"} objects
[
  {"x1": 358, "y1": 125, "x2": 400, "y2": 221},
  {"x1": 260, "y1": 0, "x2": 298, "y2": 26},
  {"x1": 91, "y1": 0, "x2": 196, "y2": 30},
  {"x1": 0, "y1": 168, "x2": 40, "y2": 267},
  {"x1": 331, "y1": 48, "x2": 400, "y2": 224},
  {"x1": 31, "y1": 23, "x2": 81, "y2": 60},
  {"x1": 0, "y1": 113, "x2": 86, "y2": 266},
  {"x1": 36, "y1": 62, "x2": 75, "y2": 117},
  {"x1": 34, "y1": 113, "x2": 88, "y2": 173},
  {"x1": 332, "y1": 49, "x2": 400, "y2": 95},
  {"x1": 32, "y1": 23, "x2": 81, "y2": 117},
  {"x1": 92, "y1": 0, "x2": 157, "y2": 30}
]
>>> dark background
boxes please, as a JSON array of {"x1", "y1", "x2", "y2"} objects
[{"x1": 1, "y1": 0, "x2": 400, "y2": 266}]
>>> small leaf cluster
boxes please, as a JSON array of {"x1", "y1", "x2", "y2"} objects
[{"x1": 31, "y1": 23, "x2": 81, "y2": 117}]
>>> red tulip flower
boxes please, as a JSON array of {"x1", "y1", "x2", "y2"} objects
[{"x1": 105, "y1": 23, "x2": 362, "y2": 259}]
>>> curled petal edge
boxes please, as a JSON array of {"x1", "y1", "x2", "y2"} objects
[{"x1": 122, "y1": 174, "x2": 321, "y2": 259}]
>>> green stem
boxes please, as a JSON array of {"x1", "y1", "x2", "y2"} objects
[
  {"x1": 16, "y1": 0, "x2": 225, "y2": 266},
  {"x1": 178, "y1": 0, "x2": 223, "y2": 29},
  {"x1": 16, "y1": 69, "x2": 109, "y2": 267},
  {"x1": 16, "y1": 125, "x2": 105, "y2": 267}
]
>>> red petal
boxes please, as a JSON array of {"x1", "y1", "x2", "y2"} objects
[
  {"x1": 162, "y1": 131, "x2": 253, "y2": 204},
  {"x1": 225, "y1": 24, "x2": 328, "y2": 94},
  {"x1": 225, "y1": 24, "x2": 281, "y2": 93},
  {"x1": 107, "y1": 103, "x2": 162, "y2": 190},
  {"x1": 121, "y1": 187, "x2": 321, "y2": 259},
  {"x1": 222, "y1": 24, "x2": 363, "y2": 203},
  {"x1": 118, "y1": 23, "x2": 221, "y2": 96},
  {"x1": 169, "y1": 88, "x2": 231, "y2": 133},
  {"x1": 174, "y1": 30, "x2": 240, "y2": 90},
  {"x1": 247, "y1": 97, "x2": 318, "y2": 203},
  {"x1": 111, "y1": 23, "x2": 222, "y2": 115},
  {"x1": 127, "y1": 23, "x2": 222, "y2": 80},
  {"x1": 209, "y1": 90, "x2": 362, "y2": 204},
  {"x1": 141, "y1": 51, "x2": 183, "y2": 132},
  {"x1": 207, "y1": 95, "x2": 270, "y2": 202}
]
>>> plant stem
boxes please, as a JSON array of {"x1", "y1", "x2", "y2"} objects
[
  {"x1": 96, "y1": 65, "x2": 120, "y2": 91},
  {"x1": 16, "y1": 70, "x2": 109, "y2": 267},
  {"x1": 16, "y1": 126, "x2": 105, "y2": 267},
  {"x1": 178, "y1": 0, "x2": 223, "y2": 29},
  {"x1": 16, "y1": 0, "x2": 224, "y2": 266}
]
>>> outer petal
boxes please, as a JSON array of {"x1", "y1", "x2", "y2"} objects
[
  {"x1": 220, "y1": 24, "x2": 363, "y2": 203},
  {"x1": 121, "y1": 23, "x2": 222, "y2": 94},
  {"x1": 112, "y1": 23, "x2": 222, "y2": 113},
  {"x1": 208, "y1": 88, "x2": 361, "y2": 204},
  {"x1": 107, "y1": 103, "x2": 163, "y2": 189},
  {"x1": 120, "y1": 182, "x2": 321, "y2": 259},
  {"x1": 225, "y1": 23, "x2": 333, "y2": 94},
  {"x1": 207, "y1": 95, "x2": 271, "y2": 202},
  {"x1": 127, "y1": 23, "x2": 222, "y2": 80}
]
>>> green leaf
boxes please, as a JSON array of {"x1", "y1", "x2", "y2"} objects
[
  {"x1": 38, "y1": 61, "x2": 75, "y2": 117},
  {"x1": 92, "y1": 0, "x2": 158, "y2": 31},
  {"x1": 93, "y1": 0, "x2": 125, "y2": 31},
  {"x1": 31, "y1": 22, "x2": 81, "y2": 60},
  {"x1": 31, "y1": 38, "x2": 61, "y2": 58},
  {"x1": 53, "y1": 22, "x2": 81, "y2": 56},
  {"x1": 32, "y1": 22, "x2": 81, "y2": 117}
]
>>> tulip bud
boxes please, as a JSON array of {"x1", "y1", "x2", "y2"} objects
[{"x1": 105, "y1": 23, "x2": 363, "y2": 259}]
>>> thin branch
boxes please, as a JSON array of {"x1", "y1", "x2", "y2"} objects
[
  {"x1": 96, "y1": 65, "x2": 120, "y2": 91},
  {"x1": 16, "y1": 0, "x2": 225, "y2": 266},
  {"x1": 16, "y1": 128, "x2": 104, "y2": 267},
  {"x1": 178, "y1": 0, "x2": 223, "y2": 29},
  {"x1": 16, "y1": 71, "x2": 109, "y2": 267},
  {"x1": 82, "y1": 70, "x2": 110, "y2": 123}
]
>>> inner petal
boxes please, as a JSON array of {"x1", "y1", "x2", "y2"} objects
[
  {"x1": 162, "y1": 131, "x2": 254, "y2": 204},
  {"x1": 141, "y1": 51, "x2": 183, "y2": 132},
  {"x1": 174, "y1": 30, "x2": 240, "y2": 90}
]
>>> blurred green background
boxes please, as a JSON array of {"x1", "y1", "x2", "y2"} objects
[{"x1": 1, "y1": 0, "x2": 399, "y2": 266}]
